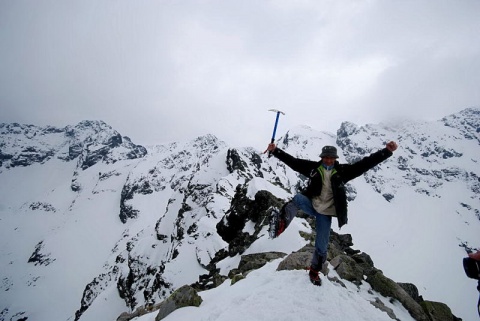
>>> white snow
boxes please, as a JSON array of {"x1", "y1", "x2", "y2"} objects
[
  {"x1": 1, "y1": 111, "x2": 479, "y2": 321},
  {"x1": 133, "y1": 259, "x2": 417, "y2": 321}
]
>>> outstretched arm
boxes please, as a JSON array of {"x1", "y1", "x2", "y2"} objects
[
  {"x1": 343, "y1": 141, "x2": 398, "y2": 181},
  {"x1": 265, "y1": 143, "x2": 317, "y2": 177}
]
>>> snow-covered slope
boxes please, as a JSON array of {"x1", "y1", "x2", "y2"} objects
[
  {"x1": 0, "y1": 109, "x2": 479, "y2": 321},
  {"x1": 135, "y1": 255, "x2": 418, "y2": 321}
]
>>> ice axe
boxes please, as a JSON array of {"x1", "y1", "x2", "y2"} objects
[{"x1": 264, "y1": 109, "x2": 285, "y2": 157}]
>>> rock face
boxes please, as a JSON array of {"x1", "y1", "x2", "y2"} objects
[
  {"x1": 154, "y1": 285, "x2": 202, "y2": 321},
  {"x1": 366, "y1": 271, "x2": 429, "y2": 321},
  {"x1": 0, "y1": 120, "x2": 147, "y2": 171},
  {"x1": 420, "y1": 301, "x2": 460, "y2": 321},
  {"x1": 216, "y1": 187, "x2": 284, "y2": 256},
  {"x1": 116, "y1": 285, "x2": 202, "y2": 321}
]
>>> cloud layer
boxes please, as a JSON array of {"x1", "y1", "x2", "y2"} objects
[{"x1": 1, "y1": 0, "x2": 479, "y2": 148}]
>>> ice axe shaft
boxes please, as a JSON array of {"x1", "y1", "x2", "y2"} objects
[{"x1": 266, "y1": 109, "x2": 285, "y2": 156}]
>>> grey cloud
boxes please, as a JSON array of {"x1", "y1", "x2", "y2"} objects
[{"x1": 0, "y1": 0, "x2": 479, "y2": 148}]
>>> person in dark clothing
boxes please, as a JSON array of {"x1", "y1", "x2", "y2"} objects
[
  {"x1": 266, "y1": 141, "x2": 398, "y2": 285},
  {"x1": 464, "y1": 250, "x2": 480, "y2": 317}
]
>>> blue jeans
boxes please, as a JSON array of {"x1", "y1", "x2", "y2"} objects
[{"x1": 292, "y1": 194, "x2": 332, "y2": 268}]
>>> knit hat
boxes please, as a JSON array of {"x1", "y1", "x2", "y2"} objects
[{"x1": 319, "y1": 146, "x2": 338, "y2": 158}]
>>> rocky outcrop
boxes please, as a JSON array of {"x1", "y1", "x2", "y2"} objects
[
  {"x1": 216, "y1": 186, "x2": 283, "y2": 256},
  {"x1": 420, "y1": 301, "x2": 460, "y2": 321},
  {"x1": 154, "y1": 285, "x2": 202, "y2": 321},
  {"x1": 119, "y1": 177, "x2": 154, "y2": 223},
  {"x1": 232, "y1": 252, "x2": 287, "y2": 276},
  {"x1": 226, "y1": 148, "x2": 264, "y2": 179},
  {"x1": 116, "y1": 285, "x2": 202, "y2": 321},
  {"x1": 366, "y1": 271, "x2": 428, "y2": 321},
  {"x1": 0, "y1": 120, "x2": 147, "y2": 170},
  {"x1": 27, "y1": 241, "x2": 56, "y2": 266},
  {"x1": 213, "y1": 186, "x2": 462, "y2": 320},
  {"x1": 208, "y1": 224, "x2": 460, "y2": 321},
  {"x1": 75, "y1": 270, "x2": 119, "y2": 321}
]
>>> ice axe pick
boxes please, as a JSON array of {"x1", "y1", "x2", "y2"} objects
[{"x1": 265, "y1": 109, "x2": 285, "y2": 156}]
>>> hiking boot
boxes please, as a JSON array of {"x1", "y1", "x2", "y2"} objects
[{"x1": 308, "y1": 267, "x2": 322, "y2": 286}]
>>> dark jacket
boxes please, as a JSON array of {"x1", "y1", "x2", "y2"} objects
[{"x1": 272, "y1": 147, "x2": 393, "y2": 228}]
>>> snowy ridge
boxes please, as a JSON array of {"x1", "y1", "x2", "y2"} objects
[
  {"x1": 0, "y1": 120, "x2": 147, "y2": 171},
  {"x1": 0, "y1": 108, "x2": 479, "y2": 321},
  {"x1": 139, "y1": 258, "x2": 418, "y2": 321}
]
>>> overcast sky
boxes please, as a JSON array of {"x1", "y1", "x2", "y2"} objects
[{"x1": 1, "y1": 0, "x2": 479, "y2": 149}]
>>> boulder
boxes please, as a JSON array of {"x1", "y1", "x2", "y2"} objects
[
  {"x1": 366, "y1": 271, "x2": 428, "y2": 321},
  {"x1": 276, "y1": 245, "x2": 328, "y2": 275},
  {"x1": 238, "y1": 252, "x2": 287, "y2": 273},
  {"x1": 330, "y1": 255, "x2": 364, "y2": 283},
  {"x1": 276, "y1": 251, "x2": 311, "y2": 272},
  {"x1": 420, "y1": 301, "x2": 460, "y2": 321},
  {"x1": 116, "y1": 285, "x2": 202, "y2": 321},
  {"x1": 230, "y1": 252, "x2": 287, "y2": 277},
  {"x1": 155, "y1": 285, "x2": 203, "y2": 321},
  {"x1": 398, "y1": 283, "x2": 422, "y2": 303}
]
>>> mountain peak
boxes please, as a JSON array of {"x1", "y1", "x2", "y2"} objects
[
  {"x1": 0, "y1": 120, "x2": 147, "y2": 170},
  {"x1": 441, "y1": 107, "x2": 480, "y2": 144}
]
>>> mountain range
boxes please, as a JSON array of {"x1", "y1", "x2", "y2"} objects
[{"x1": 0, "y1": 108, "x2": 479, "y2": 321}]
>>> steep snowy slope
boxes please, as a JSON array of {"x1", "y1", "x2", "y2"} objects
[
  {"x1": 135, "y1": 257, "x2": 418, "y2": 321},
  {"x1": 0, "y1": 109, "x2": 479, "y2": 321}
]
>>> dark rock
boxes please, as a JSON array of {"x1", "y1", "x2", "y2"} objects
[
  {"x1": 276, "y1": 246, "x2": 328, "y2": 276},
  {"x1": 236, "y1": 252, "x2": 287, "y2": 274},
  {"x1": 370, "y1": 297, "x2": 398, "y2": 320},
  {"x1": 226, "y1": 148, "x2": 247, "y2": 173},
  {"x1": 231, "y1": 274, "x2": 245, "y2": 285},
  {"x1": 366, "y1": 271, "x2": 428, "y2": 321},
  {"x1": 116, "y1": 285, "x2": 202, "y2": 321},
  {"x1": 398, "y1": 283, "x2": 422, "y2": 303},
  {"x1": 10, "y1": 147, "x2": 54, "y2": 167},
  {"x1": 420, "y1": 300, "x2": 460, "y2": 321},
  {"x1": 330, "y1": 255, "x2": 364, "y2": 284},
  {"x1": 108, "y1": 133, "x2": 122, "y2": 147},
  {"x1": 68, "y1": 143, "x2": 83, "y2": 160},
  {"x1": 155, "y1": 285, "x2": 202, "y2": 321},
  {"x1": 119, "y1": 179, "x2": 153, "y2": 223},
  {"x1": 352, "y1": 252, "x2": 376, "y2": 276},
  {"x1": 75, "y1": 269, "x2": 119, "y2": 321},
  {"x1": 28, "y1": 241, "x2": 55, "y2": 266},
  {"x1": 29, "y1": 202, "x2": 56, "y2": 212},
  {"x1": 216, "y1": 187, "x2": 283, "y2": 256},
  {"x1": 383, "y1": 193, "x2": 395, "y2": 202},
  {"x1": 276, "y1": 251, "x2": 310, "y2": 272}
]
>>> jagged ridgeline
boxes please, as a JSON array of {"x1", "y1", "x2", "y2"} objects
[
  {"x1": 0, "y1": 108, "x2": 478, "y2": 321},
  {"x1": 0, "y1": 120, "x2": 147, "y2": 170}
]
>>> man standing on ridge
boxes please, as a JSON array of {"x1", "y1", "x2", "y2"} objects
[{"x1": 266, "y1": 141, "x2": 398, "y2": 286}]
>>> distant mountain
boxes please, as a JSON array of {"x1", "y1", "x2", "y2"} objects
[
  {"x1": 0, "y1": 109, "x2": 478, "y2": 321},
  {"x1": 0, "y1": 120, "x2": 147, "y2": 170}
]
